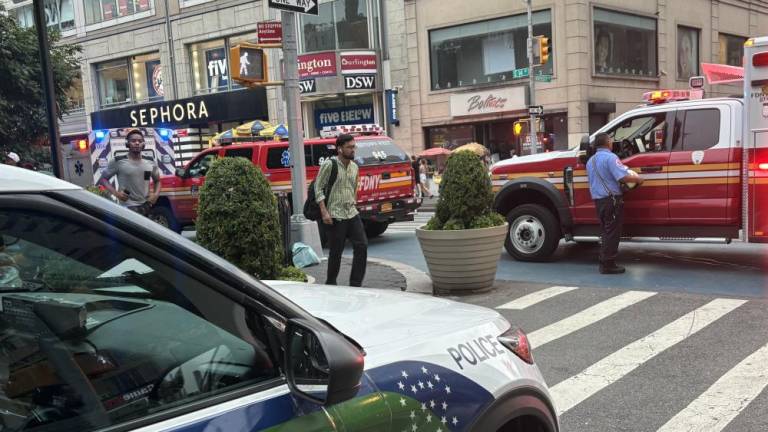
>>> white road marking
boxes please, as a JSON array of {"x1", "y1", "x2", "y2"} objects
[
  {"x1": 496, "y1": 286, "x2": 579, "y2": 310},
  {"x1": 550, "y1": 298, "x2": 747, "y2": 415},
  {"x1": 528, "y1": 290, "x2": 657, "y2": 348},
  {"x1": 657, "y1": 342, "x2": 768, "y2": 432}
]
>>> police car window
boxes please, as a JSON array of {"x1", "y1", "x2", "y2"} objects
[
  {"x1": 0, "y1": 210, "x2": 279, "y2": 432},
  {"x1": 354, "y1": 139, "x2": 409, "y2": 166},
  {"x1": 681, "y1": 109, "x2": 720, "y2": 151},
  {"x1": 223, "y1": 148, "x2": 253, "y2": 161},
  {"x1": 188, "y1": 153, "x2": 217, "y2": 177},
  {"x1": 608, "y1": 113, "x2": 668, "y2": 157}
]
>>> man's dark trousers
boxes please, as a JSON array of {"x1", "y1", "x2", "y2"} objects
[
  {"x1": 595, "y1": 196, "x2": 624, "y2": 263},
  {"x1": 326, "y1": 215, "x2": 368, "y2": 287}
]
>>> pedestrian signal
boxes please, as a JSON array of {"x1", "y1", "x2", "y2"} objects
[
  {"x1": 230, "y1": 44, "x2": 268, "y2": 84},
  {"x1": 513, "y1": 121, "x2": 525, "y2": 136}
]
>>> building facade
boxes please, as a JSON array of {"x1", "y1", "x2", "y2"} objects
[{"x1": 386, "y1": 0, "x2": 768, "y2": 162}]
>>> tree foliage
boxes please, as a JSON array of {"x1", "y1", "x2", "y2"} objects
[
  {"x1": 196, "y1": 157, "x2": 285, "y2": 280},
  {"x1": 0, "y1": 6, "x2": 81, "y2": 162},
  {"x1": 426, "y1": 150, "x2": 505, "y2": 230}
]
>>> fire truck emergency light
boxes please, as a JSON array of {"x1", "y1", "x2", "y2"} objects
[
  {"x1": 642, "y1": 89, "x2": 703, "y2": 104},
  {"x1": 77, "y1": 139, "x2": 88, "y2": 152},
  {"x1": 320, "y1": 124, "x2": 384, "y2": 138}
]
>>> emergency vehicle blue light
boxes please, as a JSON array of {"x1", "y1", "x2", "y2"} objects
[
  {"x1": 158, "y1": 129, "x2": 172, "y2": 139},
  {"x1": 94, "y1": 130, "x2": 107, "y2": 140}
]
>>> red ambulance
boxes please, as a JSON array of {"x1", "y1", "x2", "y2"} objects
[{"x1": 491, "y1": 37, "x2": 768, "y2": 261}]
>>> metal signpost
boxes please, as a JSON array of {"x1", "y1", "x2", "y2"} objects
[
  {"x1": 525, "y1": 0, "x2": 538, "y2": 155},
  {"x1": 33, "y1": 0, "x2": 63, "y2": 178}
]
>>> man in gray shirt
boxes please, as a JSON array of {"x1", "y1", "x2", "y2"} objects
[{"x1": 99, "y1": 129, "x2": 161, "y2": 215}]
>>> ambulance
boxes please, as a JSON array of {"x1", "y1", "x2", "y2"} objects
[
  {"x1": 154, "y1": 124, "x2": 419, "y2": 235},
  {"x1": 491, "y1": 36, "x2": 768, "y2": 261}
]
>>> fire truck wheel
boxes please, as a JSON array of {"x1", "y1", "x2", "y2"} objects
[
  {"x1": 364, "y1": 221, "x2": 389, "y2": 238},
  {"x1": 149, "y1": 205, "x2": 181, "y2": 233},
  {"x1": 504, "y1": 204, "x2": 560, "y2": 261}
]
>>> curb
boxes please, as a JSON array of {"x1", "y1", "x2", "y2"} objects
[{"x1": 365, "y1": 256, "x2": 433, "y2": 295}]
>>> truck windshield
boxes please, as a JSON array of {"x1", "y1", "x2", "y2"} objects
[{"x1": 354, "y1": 139, "x2": 409, "y2": 166}]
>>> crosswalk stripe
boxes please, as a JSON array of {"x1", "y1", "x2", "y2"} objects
[
  {"x1": 528, "y1": 290, "x2": 657, "y2": 348},
  {"x1": 496, "y1": 286, "x2": 579, "y2": 310},
  {"x1": 656, "y1": 342, "x2": 768, "y2": 432},
  {"x1": 550, "y1": 298, "x2": 747, "y2": 415}
]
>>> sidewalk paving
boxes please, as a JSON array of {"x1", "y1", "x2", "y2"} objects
[{"x1": 302, "y1": 257, "x2": 407, "y2": 291}]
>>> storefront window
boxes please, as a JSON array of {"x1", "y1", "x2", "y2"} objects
[
  {"x1": 593, "y1": 8, "x2": 657, "y2": 77},
  {"x1": 719, "y1": 33, "x2": 747, "y2": 67},
  {"x1": 65, "y1": 73, "x2": 85, "y2": 112},
  {"x1": 84, "y1": 0, "x2": 152, "y2": 26},
  {"x1": 427, "y1": 125, "x2": 476, "y2": 150},
  {"x1": 189, "y1": 34, "x2": 258, "y2": 95},
  {"x1": 96, "y1": 54, "x2": 162, "y2": 108},
  {"x1": 301, "y1": 0, "x2": 373, "y2": 53},
  {"x1": 429, "y1": 10, "x2": 552, "y2": 91},
  {"x1": 10, "y1": 0, "x2": 75, "y2": 32}
]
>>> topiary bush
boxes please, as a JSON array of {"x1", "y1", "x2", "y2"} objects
[
  {"x1": 425, "y1": 150, "x2": 506, "y2": 230},
  {"x1": 196, "y1": 157, "x2": 284, "y2": 279}
]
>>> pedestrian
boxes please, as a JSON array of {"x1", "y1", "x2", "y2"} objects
[
  {"x1": 411, "y1": 155, "x2": 421, "y2": 198},
  {"x1": 316, "y1": 133, "x2": 367, "y2": 287},
  {"x1": 586, "y1": 132, "x2": 643, "y2": 274},
  {"x1": 419, "y1": 159, "x2": 434, "y2": 198},
  {"x1": 98, "y1": 129, "x2": 161, "y2": 216},
  {"x1": 3, "y1": 152, "x2": 19, "y2": 166}
]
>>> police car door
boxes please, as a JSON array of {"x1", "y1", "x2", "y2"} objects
[
  {"x1": 667, "y1": 105, "x2": 735, "y2": 224},
  {"x1": 601, "y1": 110, "x2": 672, "y2": 225}
]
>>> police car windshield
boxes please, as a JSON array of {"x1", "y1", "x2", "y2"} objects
[{"x1": 354, "y1": 139, "x2": 408, "y2": 166}]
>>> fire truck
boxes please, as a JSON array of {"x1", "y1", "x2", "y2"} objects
[
  {"x1": 153, "y1": 124, "x2": 419, "y2": 236},
  {"x1": 491, "y1": 36, "x2": 768, "y2": 261}
]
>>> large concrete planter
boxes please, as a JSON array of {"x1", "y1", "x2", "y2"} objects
[{"x1": 415, "y1": 223, "x2": 508, "y2": 295}]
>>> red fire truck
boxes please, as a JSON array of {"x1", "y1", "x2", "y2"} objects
[
  {"x1": 491, "y1": 36, "x2": 768, "y2": 261},
  {"x1": 152, "y1": 124, "x2": 419, "y2": 237}
]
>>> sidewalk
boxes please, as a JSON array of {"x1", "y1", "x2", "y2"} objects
[{"x1": 302, "y1": 256, "x2": 433, "y2": 294}]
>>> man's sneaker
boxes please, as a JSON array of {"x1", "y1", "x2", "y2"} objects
[{"x1": 599, "y1": 262, "x2": 626, "y2": 274}]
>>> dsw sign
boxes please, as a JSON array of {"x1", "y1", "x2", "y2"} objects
[{"x1": 345, "y1": 75, "x2": 376, "y2": 90}]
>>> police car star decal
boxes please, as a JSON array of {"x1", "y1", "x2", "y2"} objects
[{"x1": 368, "y1": 361, "x2": 493, "y2": 432}]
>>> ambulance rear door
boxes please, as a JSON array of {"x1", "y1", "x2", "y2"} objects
[{"x1": 744, "y1": 37, "x2": 768, "y2": 242}]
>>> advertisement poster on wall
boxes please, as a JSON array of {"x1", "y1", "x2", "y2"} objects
[
  {"x1": 205, "y1": 48, "x2": 229, "y2": 91},
  {"x1": 145, "y1": 60, "x2": 164, "y2": 99}
]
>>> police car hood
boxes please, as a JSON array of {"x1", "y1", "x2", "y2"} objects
[
  {"x1": 491, "y1": 149, "x2": 576, "y2": 169},
  {"x1": 266, "y1": 281, "x2": 503, "y2": 349}
]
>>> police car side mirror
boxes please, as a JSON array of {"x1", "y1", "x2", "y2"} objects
[{"x1": 285, "y1": 318, "x2": 364, "y2": 406}]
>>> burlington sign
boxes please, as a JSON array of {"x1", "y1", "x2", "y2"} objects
[{"x1": 449, "y1": 87, "x2": 527, "y2": 117}]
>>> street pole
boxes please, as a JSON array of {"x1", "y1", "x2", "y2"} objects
[
  {"x1": 526, "y1": 0, "x2": 538, "y2": 155},
  {"x1": 163, "y1": 0, "x2": 179, "y2": 98},
  {"x1": 32, "y1": 0, "x2": 63, "y2": 178},
  {"x1": 281, "y1": 10, "x2": 323, "y2": 257}
]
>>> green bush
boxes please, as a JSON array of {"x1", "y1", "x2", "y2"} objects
[
  {"x1": 426, "y1": 150, "x2": 505, "y2": 230},
  {"x1": 85, "y1": 185, "x2": 111, "y2": 200},
  {"x1": 196, "y1": 157, "x2": 284, "y2": 279},
  {"x1": 278, "y1": 266, "x2": 308, "y2": 282}
]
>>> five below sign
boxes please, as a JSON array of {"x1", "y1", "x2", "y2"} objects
[{"x1": 268, "y1": 0, "x2": 318, "y2": 15}]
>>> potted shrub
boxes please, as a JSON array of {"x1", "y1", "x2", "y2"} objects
[
  {"x1": 415, "y1": 150, "x2": 507, "y2": 295},
  {"x1": 196, "y1": 157, "x2": 305, "y2": 281}
]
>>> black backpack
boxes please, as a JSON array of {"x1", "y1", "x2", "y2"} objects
[{"x1": 303, "y1": 159, "x2": 339, "y2": 221}]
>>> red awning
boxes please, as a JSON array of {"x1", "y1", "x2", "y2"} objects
[
  {"x1": 418, "y1": 147, "x2": 452, "y2": 157},
  {"x1": 701, "y1": 63, "x2": 744, "y2": 84}
]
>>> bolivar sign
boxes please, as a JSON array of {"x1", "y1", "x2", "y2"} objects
[{"x1": 268, "y1": 0, "x2": 318, "y2": 15}]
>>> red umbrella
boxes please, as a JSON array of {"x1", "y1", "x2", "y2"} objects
[{"x1": 418, "y1": 147, "x2": 452, "y2": 158}]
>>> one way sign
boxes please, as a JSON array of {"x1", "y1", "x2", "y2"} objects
[{"x1": 268, "y1": 0, "x2": 318, "y2": 15}]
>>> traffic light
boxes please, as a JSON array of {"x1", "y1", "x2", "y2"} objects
[
  {"x1": 230, "y1": 43, "x2": 268, "y2": 84},
  {"x1": 538, "y1": 36, "x2": 550, "y2": 65}
]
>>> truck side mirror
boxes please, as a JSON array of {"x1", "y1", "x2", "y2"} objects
[
  {"x1": 175, "y1": 168, "x2": 187, "y2": 178},
  {"x1": 285, "y1": 318, "x2": 364, "y2": 406}
]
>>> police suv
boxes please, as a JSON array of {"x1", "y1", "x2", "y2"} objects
[{"x1": 0, "y1": 166, "x2": 558, "y2": 432}]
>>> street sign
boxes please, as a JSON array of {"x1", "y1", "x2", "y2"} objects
[
  {"x1": 268, "y1": 0, "x2": 318, "y2": 15},
  {"x1": 528, "y1": 105, "x2": 543, "y2": 116},
  {"x1": 513, "y1": 68, "x2": 529, "y2": 79},
  {"x1": 258, "y1": 21, "x2": 282, "y2": 44},
  {"x1": 534, "y1": 74, "x2": 552, "y2": 82}
]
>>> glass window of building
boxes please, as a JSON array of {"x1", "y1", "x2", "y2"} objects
[
  {"x1": 96, "y1": 53, "x2": 162, "y2": 108},
  {"x1": 189, "y1": 34, "x2": 259, "y2": 95},
  {"x1": 84, "y1": 0, "x2": 152, "y2": 25},
  {"x1": 10, "y1": 0, "x2": 75, "y2": 32},
  {"x1": 429, "y1": 10, "x2": 552, "y2": 91},
  {"x1": 677, "y1": 26, "x2": 699, "y2": 80},
  {"x1": 301, "y1": 0, "x2": 374, "y2": 52},
  {"x1": 65, "y1": 73, "x2": 85, "y2": 113},
  {"x1": 593, "y1": 8, "x2": 657, "y2": 77},
  {"x1": 719, "y1": 33, "x2": 747, "y2": 67}
]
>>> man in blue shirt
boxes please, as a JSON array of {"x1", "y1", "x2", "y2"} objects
[{"x1": 587, "y1": 133, "x2": 644, "y2": 274}]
